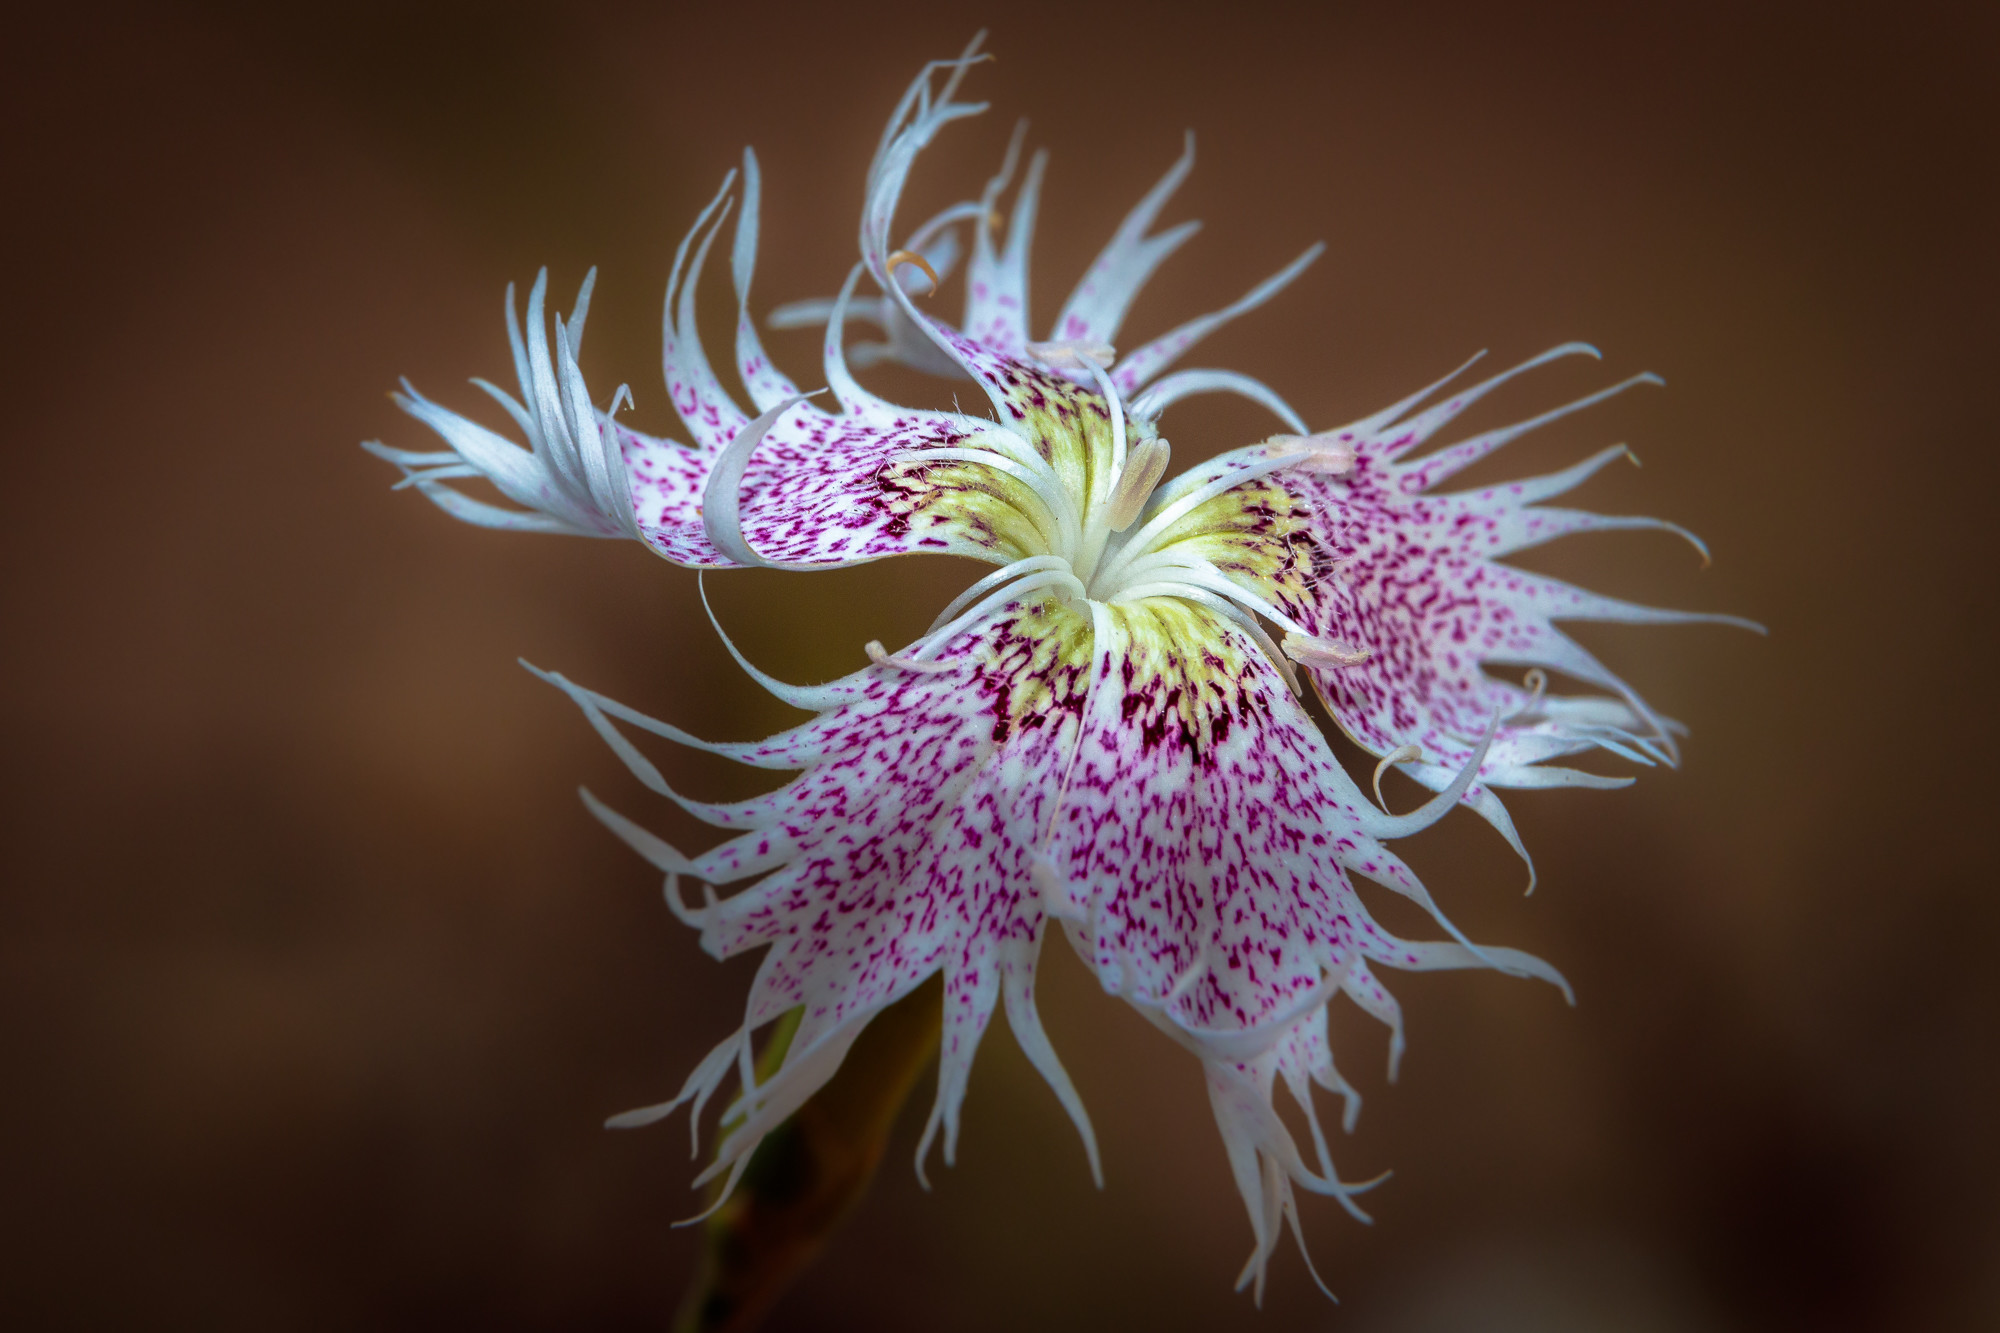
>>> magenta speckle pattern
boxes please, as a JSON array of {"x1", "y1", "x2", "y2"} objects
[
  {"x1": 562, "y1": 584, "x2": 1568, "y2": 1290},
  {"x1": 617, "y1": 407, "x2": 1012, "y2": 567},
  {"x1": 1268, "y1": 352, "x2": 1729, "y2": 823},
  {"x1": 372, "y1": 42, "x2": 1746, "y2": 1300},
  {"x1": 1046, "y1": 604, "x2": 1470, "y2": 1033},
  {"x1": 700, "y1": 611, "x2": 1084, "y2": 1048}
]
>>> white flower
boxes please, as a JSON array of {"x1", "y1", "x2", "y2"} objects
[{"x1": 366, "y1": 33, "x2": 1755, "y2": 1300}]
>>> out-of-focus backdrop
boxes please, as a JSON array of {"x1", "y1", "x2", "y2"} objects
[{"x1": 3, "y1": 2, "x2": 1993, "y2": 1329}]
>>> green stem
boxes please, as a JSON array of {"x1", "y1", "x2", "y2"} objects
[{"x1": 673, "y1": 976, "x2": 943, "y2": 1332}]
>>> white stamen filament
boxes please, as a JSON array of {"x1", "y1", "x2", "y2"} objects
[
  {"x1": 1058, "y1": 351, "x2": 1144, "y2": 589},
  {"x1": 906, "y1": 567, "x2": 1090, "y2": 664},
  {"x1": 926, "y1": 555, "x2": 1081, "y2": 634},
  {"x1": 905, "y1": 432, "x2": 1062, "y2": 484},
  {"x1": 1104, "y1": 549, "x2": 1311, "y2": 632},
  {"x1": 1371, "y1": 745, "x2": 1424, "y2": 814},
  {"x1": 1282, "y1": 632, "x2": 1371, "y2": 671},
  {"x1": 902, "y1": 445, "x2": 1079, "y2": 553},
  {"x1": 841, "y1": 328, "x2": 1351, "y2": 692},
  {"x1": 1109, "y1": 580, "x2": 1299, "y2": 693},
  {"x1": 1077, "y1": 356, "x2": 1129, "y2": 483}
]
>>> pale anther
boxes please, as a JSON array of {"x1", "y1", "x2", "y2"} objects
[
  {"x1": 1282, "y1": 631, "x2": 1371, "y2": 671},
  {"x1": 865, "y1": 639, "x2": 958, "y2": 674},
  {"x1": 885, "y1": 249, "x2": 940, "y2": 293},
  {"x1": 1025, "y1": 339, "x2": 1116, "y2": 370},
  {"x1": 1106, "y1": 437, "x2": 1172, "y2": 532},
  {"x1": 1264, "y1": 433, "x2": 1357, "y2": 476}
]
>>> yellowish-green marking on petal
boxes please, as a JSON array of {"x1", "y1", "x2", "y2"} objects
[
  {"x1": 1104, "y1": 598, "x2": 1264, "y2": 749},
  {"x1": 983, "y1": 594, "x2": 1097, "y2": 737},
  {"x1": 874, "y1": 445, "x2": 1054, "y2": 561},
  {"x1": 1143, "y1": 474, "x2": 1317, "y2": 607}
]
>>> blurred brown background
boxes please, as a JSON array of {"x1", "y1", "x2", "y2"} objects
[{"x1": 3, "y1": 1, "x2": 1994, "y2": 1329}]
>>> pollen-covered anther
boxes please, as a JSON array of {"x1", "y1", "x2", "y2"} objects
[
  {"x1": 1025, "y1": 339, "x2": 1116, "y2": 370},
  {"x1": 1264, "y1": 433, "x2": 1358, "y2": 477},
  {"x1": 864, "y1": 639, "x2": 959, "y2": 674},
  {"x1": 1106, "y1": 437, "x2": 1172, "y2": 532},
  {"x1": 885, "y1": 249, "x2": 941, "y2": 294},
  {"x1": 1281, "y1": 631, "x2": 1372, "y2": 671}
]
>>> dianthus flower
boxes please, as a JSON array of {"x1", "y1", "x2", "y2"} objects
[{"x1": 366, "y1": 36, "x2": 1753, "y2": 1299}]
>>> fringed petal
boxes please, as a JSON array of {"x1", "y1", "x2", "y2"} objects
[
  {"x1": 730, "y1": 148, "x2": 805, "y2": 413},
  {"x1": 1110, "y1": 244, "x2": 1323, "y2": 395},
  {"x1": 376, "y1": 179, "x2": 1071, "y2": 571},
  {"x1": 371, "y1": 38, "x2": 1752, "y2": 1304},
  {"x1": 365, "y1": 270, "x2": 651, "y2": 542},
  {"x1": 662, "y1": 173, "x2": 753, "y2": 453},
  {"x1": 964, "y1": 124, "x2": 1044, "y2": 357},
  {"x1": 1255, "y1": 348, "x2": 1761, "y2": 846},
  {"x1": 560, "y1": 590, "x2": 1103, "y2": 1205},
  {"x1": 1051, "y1": 133, "x2": 1201, "y2": 347},
  {"x1": 762, "y1": 49, "x2": 1315, "y2": 425}
]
